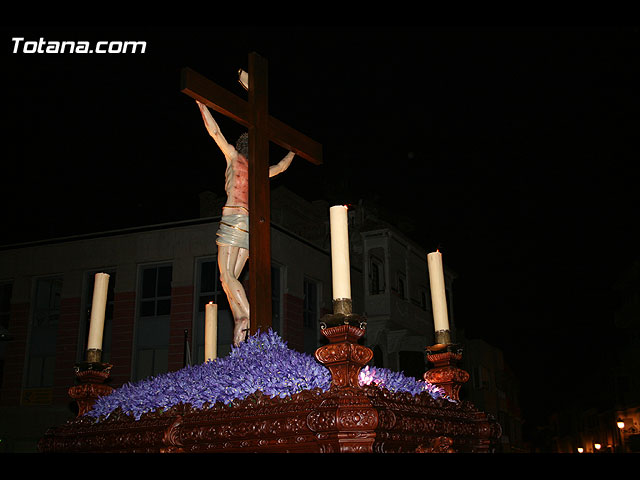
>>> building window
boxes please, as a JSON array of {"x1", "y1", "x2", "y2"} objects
[
  {"x1": 26, "y1": 277, "x2": 62, "y2": 390},
  {"x1": 420, "y1": 288, "x2": 429, "y2": 310},
  {"x1": 348, "y1": 209, "x2": 356, "y2": 227},
  {"x1": 134, "y1": 264, "x2": 172, "y2": 381},
  {"x1": 140, "y1": 265, "x2": 172, "y2": 318},
  {"x1": 472, "y1": 365, "x2": 491, "y2": 390},
  {"x1": 303, "y1": 278, "x2": 320, "y2": 354},
  {"x1": 369, "y1": 253, "x2": 385, "y2": 295},
  {"x1": 397, "y1": 272, "x2": 406, "y2": 299},
  {"x1": 81, "y1": 270, "x2": 116, "y2": 362}
]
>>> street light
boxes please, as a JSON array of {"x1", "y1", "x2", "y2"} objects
[
  {"x1": 577, "y1": 447, "x2": 584, "y2": 453},
  {"x1": 594, "y1": 443, "x2": 602, "y2": 452},
  {"x1": 617, "y1": 418, "x2": 626, "y2": 453}
]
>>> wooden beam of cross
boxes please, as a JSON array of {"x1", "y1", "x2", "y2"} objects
[{"x1": 180, "y1": 52, "x2": 323, "y2": 336}]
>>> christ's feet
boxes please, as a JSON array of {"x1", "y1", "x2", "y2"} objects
[{"x1": 233, "y1": 317, "x2": 250, "y2": 346}]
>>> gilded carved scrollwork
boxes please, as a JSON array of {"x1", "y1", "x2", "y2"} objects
[
  {"x1": 416, "y1": 436, "x2": 456, "y2": 453},
  {"x1": 315, "y1": 324, "x2": 373, "y2": 390},
  {"x1": 68, "y1": 383, "x2": 114, "y2": 416}
]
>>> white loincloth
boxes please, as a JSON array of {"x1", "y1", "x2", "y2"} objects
[{"x1": 216, "y1": 214, "x2": 249, "y2": 250}]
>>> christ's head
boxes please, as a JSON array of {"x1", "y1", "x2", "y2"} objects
[{"x1": 236, "y1": 132, "x2": 249, "y2": 158}]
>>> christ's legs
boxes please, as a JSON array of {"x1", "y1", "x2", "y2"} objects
[
  {"x1": 218, "y1": 244, "x2": 250, "y2": 345},
  {"x1": 233, "y1": 247, "x2": 249, "y2": 278}
]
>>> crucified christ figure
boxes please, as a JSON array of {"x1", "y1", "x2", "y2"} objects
[{"x1": 196, "y1": 100, "x2": 295, "y2": 346}]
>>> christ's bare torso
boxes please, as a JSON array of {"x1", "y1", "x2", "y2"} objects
[{"x1": 224, "y1": 153, "x2": 249, "y2": 216}]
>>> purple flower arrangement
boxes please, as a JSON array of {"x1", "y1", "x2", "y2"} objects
[
  {"x1": 87, "y1": 329, "x2": 453, "y2": 422},
  {"x1": 358, "y1": 365, "x2": 451, "y2": 400}
]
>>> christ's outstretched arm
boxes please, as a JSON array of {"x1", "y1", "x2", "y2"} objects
[
  {"x1": 269, "y1": 151, "x2": 295, "y2": 178},
  {"x1": 196, "y1": 100, "x2": 237, "y2": 160}
]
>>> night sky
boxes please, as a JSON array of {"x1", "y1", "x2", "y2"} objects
[{"x1": 2, "y1": 26, "x2": 639, "y2": 434}]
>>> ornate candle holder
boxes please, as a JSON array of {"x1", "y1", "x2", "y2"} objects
[
  {"x1": 424, "y1": 336, "x2": 469, "y2": 402},
  {"x1": 68, "y1": 349, "x2": 113, "y2": 417},
  {"x1": 317, "y1": 298, "x2": 370, "y2": 388},
  {"x1": 313, "y1": 298, "x2": 378, "y2": 452}
]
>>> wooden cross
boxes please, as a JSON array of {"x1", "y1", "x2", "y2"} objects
[{"x1": 181, "y1": 52, "x2": 323, "y2": 335}]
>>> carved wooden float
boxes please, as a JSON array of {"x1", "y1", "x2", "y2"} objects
[{"x1": 38, "y1": 322, "x2": 501, "y2": 453}]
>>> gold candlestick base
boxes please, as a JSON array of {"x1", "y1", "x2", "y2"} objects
[
  {"x1": 86, "y1": 348, "x2": 102, "y2": 363},
  {"x1": 433, "y1": 329, "x2": 452, "y2": 347},
  {"x1": 320, "y1": 298, "x2": 367, "y2": 329}
]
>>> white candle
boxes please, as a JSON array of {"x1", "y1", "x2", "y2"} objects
[
  {"x1": 329, "y1": 205, "x2": 351, "y2": 300},
  {"x1": 205, "y1": 302, "x2": 218, "y2": 361},
  {"x1": 427, "y1": 251, "x2": 449, "y2": 333},
  {"x1": 87, "y1": 273, "x2": 110, "y2": 351}
]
